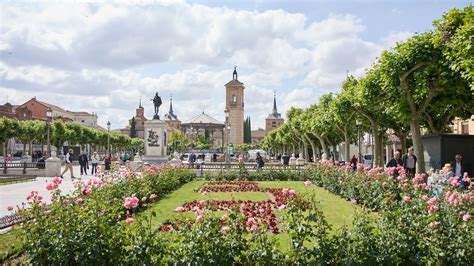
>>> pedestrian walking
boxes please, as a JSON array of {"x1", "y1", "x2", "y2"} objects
[
  {"x1": 386, "y1": 151, "x2": 402, "y2": 168},
  {"x1": 402, "y1": 147, "x2": 417, "y2": 178},
  {"x1": 91, "y1": 151, "x2": 100, "y2": 175},
  {"x1": 60, "y1": 149, "x2": 75, "y2": 179},
  {"x1": 78, "y1": 151, "x2": 89, "y2": 176},
  {"x1": 450, "y1": 154, "x2": 466, "y2": 189},
  {"x1": 351, "y1": 155, "x2": 358, "y2": 171},
  {"x1": 104, "y1": 153, "x2": 112, "y2": 174}
]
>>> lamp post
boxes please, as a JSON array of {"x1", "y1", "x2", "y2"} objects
[
  {"x1": 187, "y1": 126, "x2": 197, "y2": 151},
  {"x1": 356, "y1": 119, "x2": 362, "y2": 164},
  {"x1": 107, "y1": 121, "x2": 111, "y2": 153},
  {"x1": 46, "y1": 107, "x2": 52, "y2": 157},
  {"x1": 224, "y1": 111, "x2": 230, "y2": 164}
]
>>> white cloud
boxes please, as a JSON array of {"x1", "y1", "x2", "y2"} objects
[
  {"x1": 1, "y1": 1, "x2": 406, "y2": 130},
  {"x1": 382, "y1": 31, "x2": 414, "y2": 49}
]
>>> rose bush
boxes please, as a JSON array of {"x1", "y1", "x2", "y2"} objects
[{"x1": 7, "y1": 162, "x2": 473, "y2": 264}]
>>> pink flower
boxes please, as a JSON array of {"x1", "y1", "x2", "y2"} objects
[
  {"x1": 196, "y1": 214, "x2": 204, "y2": 222},
  {"x1": 403, "y1": 195, "x2": 411, "y2": 203},
  {"x1": 201, "y1": 191, "x2": 207, "y2": 196},
  {"x1": 45, "y1": 210, "x2": 52, "y2": 216},
  {"x1": 304, "y1": 180, "x2": 312, "y2": 187},
  {"x1": 278, "y1": 204, "x2": 286, "y2": 210},
  {"x1": 123, "y1": 196, "x2": 139, "y2": 209},
  {"x1": 81, "y1": 187, "x2": 91, "y2": 195},
  {"x1": 36, "y1": 195, "x2": 43, "y2": 201},
  {"x1": 429, "y1": 221, "x2": 439, "y2": 229},
  {"x1": 141, "y1": 196, "x2": 147, "y2": 202},
  {"x1": 52, "y1": 176, "x2": 62, "y2": 185},
  {"x1": 421, "y1": 195, "x2": 429, "y2": 201},
  {"x1": 75, "y1": 198, "x2": 84, "y2": 205},
  {"x1": 62, "y1": 199, "x2": 70, "y2": 205},
  {"x1": 149, "y1": 193, "x2": 158, "y2": 200},
  {"x1": 246, "y1": 217, "x2": 255, "y2": 227},
  {"x1": 221, "y1": 226, "x2": 230, "y2": 233},
  {"x1": 175, "y1": 206, "x2": 186, "y2": 212},
  {"x1": 7, "y1": 206, "x2": 13, "y2": 211},
  {"x1": 45, "y1": 182, "x2": 54, "y2": 191},
  {"x1": 125, "y1": 217, "x2": 134, "y2": 224},
  {"x1": 351, "y1": 199, "x2": 357, "y2": 205},
  {"x1": 463, "y1": 214, "x2": 471, "y2": 222}
]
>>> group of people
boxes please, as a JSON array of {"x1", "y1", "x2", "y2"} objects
[{"x1": 60, "y1": 150, "x2": 113, "y2": 179}]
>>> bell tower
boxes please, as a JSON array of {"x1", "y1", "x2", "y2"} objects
[{"x1": 224, "y1": 66, "x2": 244, "y2": 145}]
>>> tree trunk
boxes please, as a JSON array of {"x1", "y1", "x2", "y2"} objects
[
  {"x1": 304, "y1": 134, "x2": 317, "y2": 162},
  {"x1": 344, "y1": 129, "x2": 350, "y2": 162},
  {"x1": 313, "y1": 133, "x2": 329, "y2": 157},
  {"x1": 303, "y1": 140, "x2": 309, "y2": 162},
  {"x1": 370, "y1": 120, "x2": 384, "y2": 167},
  {"x1": 23, "y1": 143, "x2": 26, "y2": 155},
  {"x1": 332, "y1": 144, "x2": 338, "y2": 161},
  {"x1": 29, "y1": 141, "x2": 33, "y2": 156},
  {"x1": 410, "y1": 118, "x2": 425, "y2": 173}
]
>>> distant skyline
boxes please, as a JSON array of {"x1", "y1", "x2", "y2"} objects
[{"x1": 1, "y1": 0, "x2": 471, "y2": 129}]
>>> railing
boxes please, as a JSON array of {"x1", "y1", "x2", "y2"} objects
[
  {"x1": 191, "y1": 162, "x2": 309, "y2": 176},
  {"x1": 1, "y1": 162, "x2": 45, "y2": 174},
  {"x1": 0, "y1": 214, "x2": 22, "y2": 230}
]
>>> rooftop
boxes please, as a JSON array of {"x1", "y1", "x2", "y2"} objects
[{"x1": 182, "y1": 112, "x2": 223, "y2": 125}]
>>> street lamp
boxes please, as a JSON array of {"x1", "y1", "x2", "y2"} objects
[
  {"x1": 356, "y1": 119, "x2": 362, "y2": 164},
  {"x1": 46, "y1": 107, "x2": 52, "y2": 157},
  {"x1": 107, "y1": 121, "x2": 111, "y2": 153},
  {"x1": 187, "y1": 126, "x2": 197, "y2": 150}
]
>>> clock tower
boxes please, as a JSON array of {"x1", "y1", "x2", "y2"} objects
[{"x1": 224, "y1": 67, "x2": 244, "y2": 145}]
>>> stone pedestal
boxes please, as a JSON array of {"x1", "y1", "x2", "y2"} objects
[
  {"x1": 143, "y1": 120, "x2": 168, "y2": 163},
  {"x1": 45, "y1": 151, "x2": 61, "y2": 177}
]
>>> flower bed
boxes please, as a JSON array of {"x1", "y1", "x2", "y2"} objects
[
  {"x1": 4, "y1": 163, "x2": 473, "y2": 264},
  {"x1": 162, "y1": 181, "x2": 304, "y2": 233}
]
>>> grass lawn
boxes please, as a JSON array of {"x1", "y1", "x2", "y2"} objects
[{"x1": 0, "y1": 228, "x2": 22, "y2": 262}]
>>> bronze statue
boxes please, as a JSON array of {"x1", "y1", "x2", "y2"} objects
[{"x1": 151, "y1": 92, "x2": 162, "y2": 119}]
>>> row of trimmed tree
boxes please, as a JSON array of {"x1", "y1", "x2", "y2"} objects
[
  {"x1": 261, "y1": 6, "x2": 474, "y2": 173},
  {"x1": 0, "y1": 117, "x2": 144, "y2": 157}
]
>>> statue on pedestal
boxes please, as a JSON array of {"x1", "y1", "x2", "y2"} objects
[{"x1": 151, "y1": 92, "x2": 162, "y2": 120}]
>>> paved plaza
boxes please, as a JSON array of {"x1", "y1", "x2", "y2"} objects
[{"x1": 1, "y1": 165, "x2": 95, "y2": 217}]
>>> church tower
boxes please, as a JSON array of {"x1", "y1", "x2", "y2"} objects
[
  {"x1": 265, "y1": 93, "x2": 284, "y2": 134},
  {"x1": 224, "y1": 67, "x2": 244, "y2": 145},
  {"x1": 164, "y1": 95, "x2": 181, "y2": 136}
]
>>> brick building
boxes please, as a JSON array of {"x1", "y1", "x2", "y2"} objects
[
  {"x1": 265, "y1": 94, "x2": 284, "y2": 134},
  {"x1": 224, "y1": 67, "x2": 245, "y2": 145}
]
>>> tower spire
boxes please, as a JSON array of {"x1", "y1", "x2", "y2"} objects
[
  {"x1": 169, "y1": 94, "x2": 173, "y2": 113},
  {"x1": 272, "y1": 92, "x2": 277, "y2": 113},
  {"x1": 139, "y1": 97, "x2": 142, "y2": 108},
  {"x1": 233, "y1": 66, "x2": 238, "y2": 80}
]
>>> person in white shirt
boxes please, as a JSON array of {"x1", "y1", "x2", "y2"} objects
[
  {"x1": 60, "y1": 149, "x2": 75, "y2": 179},
  {"x1": 91, "y1": 151, "x2": 100, "y2": 175}
]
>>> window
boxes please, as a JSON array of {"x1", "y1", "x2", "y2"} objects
[
  {"x1": 81, "y1": 120, "x2": 85, "y2": 123},
  {"x1": 231, "y1": 94, "x2": 237, "y2": 104},
  {"x1": 272, "y1": 121, "x2": 277, "y2": 128}
]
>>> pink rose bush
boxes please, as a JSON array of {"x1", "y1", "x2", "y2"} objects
[{"x1": 123, "y1": 196, "x2": 139, "y2": 209}]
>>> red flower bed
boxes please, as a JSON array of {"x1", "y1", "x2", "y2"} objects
[{"x1": 163, "y1": 181, "x2": 305, "y2": 234}]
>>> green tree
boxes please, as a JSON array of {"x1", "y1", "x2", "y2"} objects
[
  {"x1": 130, "y1": 117, "x2": 137, "y2": 138},
  {"x1": 434, "y1": 5, "x2": 474, "y2": 91},
  {"x1": 243, "y1": 116, "x2": 252, "y2": 144},
  {"x1": 379, "y1": 32, "x2": 471, "y2": 173}
]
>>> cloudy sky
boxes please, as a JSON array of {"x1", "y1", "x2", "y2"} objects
[{"x1": 0, "y1": 0, "x2": 470, "y2": 130}]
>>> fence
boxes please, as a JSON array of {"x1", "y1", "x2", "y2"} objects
[
  {"x1": 192, "y1": 162, "x2": 309, "y2": 176},
  {"x1": 1, "y1": 162, "x2": 45, "y2": 174}
]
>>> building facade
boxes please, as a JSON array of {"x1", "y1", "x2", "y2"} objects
[
  {"x1": 451, "y1": 115, "x2": 474, "y2": 135},
  {"x1": 265, "y1": 94, "x2": 284, "y2": 134},
  {"x1": 181, "y1": 112, "x2": 224, "y2": 150},
  {"x1": 224, "y1": 67, "x2": 245, "y2": 145},
  {"x1": 120, "y1": 101, "x2": 148, "y2": 138}
]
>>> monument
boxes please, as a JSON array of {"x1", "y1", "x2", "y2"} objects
[{"x1": 143, "y1": 92, "x2": 168, "y2": 162}]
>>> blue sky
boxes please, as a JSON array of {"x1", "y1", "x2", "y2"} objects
[{"x1": 1, "y1": 0, "x2": 471, "y2": 129}]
